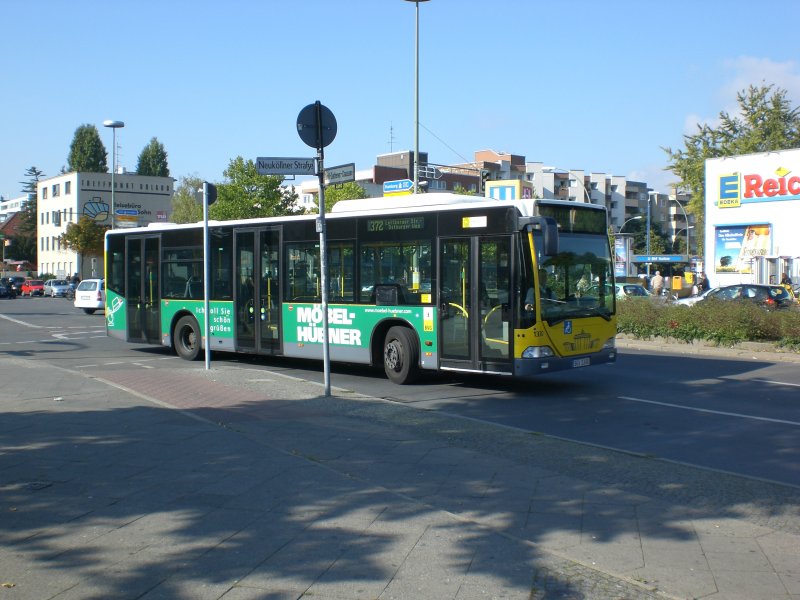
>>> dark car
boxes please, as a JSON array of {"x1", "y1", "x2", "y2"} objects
[
  {"x1": 4, "y1": 275, "x2": 26, "y2": 294},
  {"x1": 699, "y1": 284, "x2": 795, "y2": 310},
  {"x1": 0, "y1": 283, "x2": 16, "y2": 299}
]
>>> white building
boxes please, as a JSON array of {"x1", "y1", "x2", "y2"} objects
[
  {"x1": 705, "y1": 149, "x2": 800, "y2": 286},
  {"x1": 0, "y1": 193, "x2": 32, "y2": 224},
  {"x1": 36, "y1": 171, "x2": 174, "y2": 278}
]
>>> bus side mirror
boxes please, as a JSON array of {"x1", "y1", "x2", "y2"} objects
[{"x1": 540, "y1": 217, "x2": 559, "y2": 256}]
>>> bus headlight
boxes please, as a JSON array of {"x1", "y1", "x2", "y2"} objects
[
  {"x1": 602, "y1": 337, "x2": 616, "y2": 349},
  {"x1": 522, "y1": 345, "x2": 554, "y2": 359}
]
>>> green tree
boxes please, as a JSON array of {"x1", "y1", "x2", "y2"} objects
[
  {"x1": 321, "y1": 181, "x2": 368, "y2": 213},
  {"x1": 171, "y1": 175, "x2": 204, "y2": 223},
  {"x1": 664, "y1": 84, "x2": 800, "y2": 254},
  {"x1": 67, "y1": 124, "x2": 108, "y2": 173},
  {"x1": 60, "y1": 216, "x2": 106, "y2": 277},
  {"x1": 452, "y1": 184, "x2": 476, "y2": 196},
  {"x1": 209, "y1": 156, "x2": 301, "y2": 221},
  {"x1": 136, "y1": 137, "x2": 170, "y2": 176},
  {"x1": 7, "y1": 166, "x2": 46, "y2": 264}
]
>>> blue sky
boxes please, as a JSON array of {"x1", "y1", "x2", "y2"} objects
[{"x1": 2, "y1": 0, "x2": 799, "y2": 199}]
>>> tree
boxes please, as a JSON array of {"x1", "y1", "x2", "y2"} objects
[
  {"x1": 60, "y1": 216, "x2": 106, "y2": 278},
  {"x1": 664, "y1": 84, "x2": 800, "y2": 254},
  {"x1": 209, "y1": 156, "x2": 301, "y2": 221},
  {"x1": 170, "y1": 175, "x2": 204, "y2": 223},
  {"x1": 136, "y1": 137, "x2": 170, "y2": 176},
  {"x1": 321, "y1": 181, "x2": 368, "y2": 213},
  {"x1": 7, "y1": 166, "x2": 46, "y2": 265},
  {"x1": 452, "y1": 184, "x2": 476, "y2": 196},
  {"x1": 67, "y1": 124, "x2": 108, "y2": 173}
]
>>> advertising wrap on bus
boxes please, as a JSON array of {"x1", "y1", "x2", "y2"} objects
[{"x1": 283, "y1": 303, "x2": 438, "y2": 368}]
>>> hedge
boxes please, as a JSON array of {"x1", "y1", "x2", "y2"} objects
[{"x1": 615, "y1": 298, "x2": 800, "y2": 350}]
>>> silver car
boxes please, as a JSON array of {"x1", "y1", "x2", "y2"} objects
[{"x1": 43, "y1": 279, "x2": 71, "y2": 297}]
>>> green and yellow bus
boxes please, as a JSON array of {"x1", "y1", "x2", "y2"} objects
[{"x1": 105, "y1": 193, "x2": 616, "y2": 384}]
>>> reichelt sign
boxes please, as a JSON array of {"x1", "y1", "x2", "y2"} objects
[{"x1": 256, "y1": 157, "x2": 316, "y2": 176}]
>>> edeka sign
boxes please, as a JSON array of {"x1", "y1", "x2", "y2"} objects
[{"x1": 718, "y1": 166, "x2": 800, "y2": 208}]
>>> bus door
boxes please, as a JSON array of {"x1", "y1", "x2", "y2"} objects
[
  {"x1": 439, "y1": 236, "x2": 512, "y2": 373},
  {"x1": 234, "y1": 227, "x2": 281, "y2": 354},
  {"x1": 126, "y1": 235, "x2": 161, "y2": 344}
]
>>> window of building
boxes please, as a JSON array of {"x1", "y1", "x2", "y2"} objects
[
  {"x1": 42, "y1": 187, "x2": 48, "y2": 199},
  {"x1": 52, "y1": 184, "x2": 60, "y2": 197},
  {"x1": 52, "y1": 210, "x2": 61, "y2": 226}
]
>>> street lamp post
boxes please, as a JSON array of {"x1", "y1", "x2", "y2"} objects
[
  {"x1": 404, "y1": 0, "x2": 429, "y2": 194},
  {"x1": 103, "y1": 120, "x2": 125, "y2": 228},
  {"x1": 619, "y1": 215, "x2": 643, "y2": 233},
  {"x1": 671, "y1": 197, "x2": 691, "y2": 260},
  {"x1": 675, "y1": 226, "x2": 694, "y2": 255}
]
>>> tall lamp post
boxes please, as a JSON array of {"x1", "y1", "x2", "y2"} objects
[
  {"x1": 103, "y1": 120, "x2": 125, "y2": 229},
  {"x1": 404, "y1": 0, "x2": 429, "y2": 194},
  {"x1": 671, "y1": 197, "x2": 691, "y2": 260},
  {"x1": 619, "y1": 215, "x2": 643, "y2": 233}
]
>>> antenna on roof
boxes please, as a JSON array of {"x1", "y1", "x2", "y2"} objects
[{"x1": 387, "y1": 122, "x2": 395, "y2": 152}]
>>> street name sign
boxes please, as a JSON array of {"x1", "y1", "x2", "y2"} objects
[
  {"x1": 324, "y1": 163, "x2": 355, "y2": 186},
  {"x1": 256, "y1": 157, "x2": 316, "y2": 176}
]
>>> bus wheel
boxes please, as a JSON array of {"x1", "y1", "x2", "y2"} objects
[
  {"x1": 383, "y1": 326, "x2": 419, "y2": 385},
  {"x1": 174, "y1": 315, "x2": 201, "y2": 361}
]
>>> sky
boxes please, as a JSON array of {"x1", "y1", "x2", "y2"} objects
[{"x1": 2, "y1": 0, "x2": 800, "y2": 200}]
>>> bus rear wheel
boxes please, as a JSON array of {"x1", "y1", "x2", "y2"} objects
[
  {"x1": 383, "y1": 326, "x2": 419, "y2": 385},
  {"x1": 174, "y1": 315, "x2": 201, "y2": 361}
]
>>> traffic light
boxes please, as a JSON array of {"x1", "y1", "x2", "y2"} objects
[
  {"x1": 205, "y1": 182, "x2": 217, "y2": 206},
  {"x1": 480, "y1": 169, "x2": 490, "y2": 193}
]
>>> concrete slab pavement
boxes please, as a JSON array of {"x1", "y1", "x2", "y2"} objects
[{"x1": 1, "y1": 353, "x2": 798, "y2": 599}]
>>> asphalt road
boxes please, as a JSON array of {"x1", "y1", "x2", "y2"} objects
[{"x1": 2, "y1": 295, "x2": 799, "y2": 487}]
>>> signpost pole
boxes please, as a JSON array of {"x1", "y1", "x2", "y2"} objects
[
  {"x1": 315, "y1": 102, "x2": 331, "y2": 397},
  {"x1": 202, "y1": 182, "x2": 211, "y2": 371},
  {"x1": 297, "y1": 100, "x2": 337, "y2": 397}
]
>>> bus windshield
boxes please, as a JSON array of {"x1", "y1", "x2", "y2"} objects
[{"x1": 532, "y1": 231, "x2": 614, "y2": 323}]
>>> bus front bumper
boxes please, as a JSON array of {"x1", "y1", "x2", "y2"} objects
[{"x1": 513, "y1": 348, "x2": 616, "y2": 377}]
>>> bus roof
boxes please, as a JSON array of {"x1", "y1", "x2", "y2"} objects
[{"x1": 105, "y1": 193, "x2": 605, "y2": 237}]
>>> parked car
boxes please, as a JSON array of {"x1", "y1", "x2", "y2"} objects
[
  {"x1": 20, "y1": 279, "x2": 45, "y2": 296},
  {"x1": 0, "y1": 283, "x2": 16, "y2": 299},
  {"x1": 615, "y1": 283, "x2": 651, "y2": 298},
  {"x1": 73, "y1": 278, "x2": 105, "y2": 314},
  {"x1": 43, "y1": 279, "x2": 71, "y2": 297},
  {"x1": 3, "y1": 275, "x2": 26, "y2": 294},
  {"x1": 674, "y1": 287, "x2": 715, "y2": 307},
  {"x1": 691, "y1": 284, "x2": 795, "y2": 310}
]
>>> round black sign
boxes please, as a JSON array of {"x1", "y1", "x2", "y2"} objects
[{"x1": 297, "y1": 102, "x2": 337, "y2": 149}]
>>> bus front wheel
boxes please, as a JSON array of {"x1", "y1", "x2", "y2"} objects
[
  {"x1": 383, "y1": 326, "x2": 419, "y2": 385},
  {"x1": 174, "y1": 315, "x2": 201, "y2": 361}
]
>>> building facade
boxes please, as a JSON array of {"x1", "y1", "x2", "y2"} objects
[
  {"x1": 705, "y1": 149, "x2": 800, "y2": 286},
  {"x1": 36, "y1": 172, "x2": 174, "y2": 278}
]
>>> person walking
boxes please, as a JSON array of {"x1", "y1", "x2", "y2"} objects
[{"x1": 650, "y1": 270, "x2": 664, "y2": 297}]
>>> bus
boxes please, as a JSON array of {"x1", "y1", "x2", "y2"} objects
[{"x1": 104, "y1": 193, "x2": 616, "y2": 384}]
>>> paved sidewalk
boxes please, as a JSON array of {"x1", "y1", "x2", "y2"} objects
[{"x1": 1, "y1": 354, "x2": 798, "y2": 599}]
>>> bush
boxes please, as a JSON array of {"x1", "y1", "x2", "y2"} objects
[{"x1": 616, "y1": 297, "x2": 800, "y2": 348}]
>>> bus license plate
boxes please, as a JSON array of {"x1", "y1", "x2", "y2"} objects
[{"x1": 572, "y1": 358, "x2": 590, "y2": 368}]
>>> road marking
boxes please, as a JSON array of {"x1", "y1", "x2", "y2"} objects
[
  {"x1": 0, "y1": 314, "x2": 45, "y2": 328},
  {"x1": 761, "y1": 379, "x2": 800, "y2": 388},
  {"x1": 618, "y1": 395, "x2": 800, "y2": 427}
]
